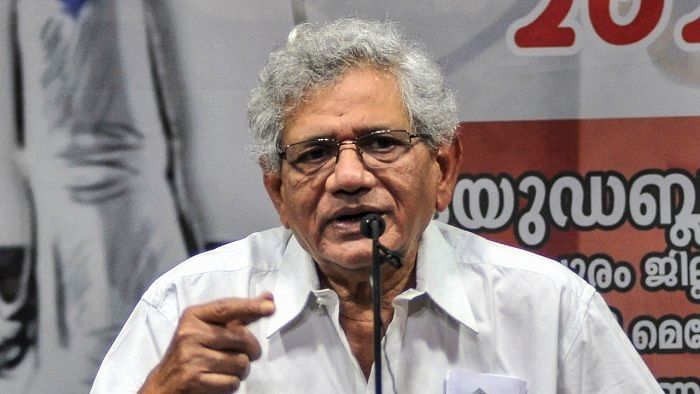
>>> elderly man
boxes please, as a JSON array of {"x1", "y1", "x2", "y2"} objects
[{"x1": 91, "y1": 19, "x2": 660, "y2": 393}]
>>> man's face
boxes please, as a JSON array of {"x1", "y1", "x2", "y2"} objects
[{"x1": 263, "y1": 67, "x2": 460, "y2": 276}]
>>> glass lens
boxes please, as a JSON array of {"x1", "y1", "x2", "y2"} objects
[
  {"x1": 282, "y1": 130, "x2": 417, "y2": 174},
  {"x1": 286, "y1": 139, "x2": 337, "y2": 172},
  {"x1": 358, "y1": 130, "x2": 411, "y2": 163}
]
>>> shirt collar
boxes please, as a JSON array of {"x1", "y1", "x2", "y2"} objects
[
  {"x1": 265, "y1": 221, "x2": 480, "y2": 337},
  {"x1": 266, "y1": 234, "x2": 319, "y2": 338},
  {"x1": 414, "y1": 221, "x2": 479, "y2": 333}
]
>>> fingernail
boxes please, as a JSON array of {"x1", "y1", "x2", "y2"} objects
[{"x1": 260, "y1": 300, "x2": 275, "y2": 314}]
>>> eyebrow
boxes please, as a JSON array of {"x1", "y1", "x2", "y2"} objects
[
  {"x1": 283, "y1": 126, "x2": 397, "y2": 146},
  {"x1": 354, "y1": 126, "x2": 393, "y2": 135},
  {"x1": 327, "y1": 127, "x2": 397, "y2": 140}
]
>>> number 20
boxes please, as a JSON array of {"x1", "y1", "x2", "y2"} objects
[{"x1": 506, "y1": 0, "x2": 700, "y2": 55}]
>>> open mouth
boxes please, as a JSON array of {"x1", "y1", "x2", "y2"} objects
[
  {"x1": 335, "y1": 212, "x2": 371, "y2": 223},
  {"x1": 329, "y1": 209, "x2": 385, "y2": 231}
]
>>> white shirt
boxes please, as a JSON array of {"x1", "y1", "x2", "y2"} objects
[{"x1": 91, "y1": 221, "x2": 661, "y2": 393}]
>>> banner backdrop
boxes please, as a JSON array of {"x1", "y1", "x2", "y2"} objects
[
  {"x1": 0, "y1": 0, "x2": 698, "y2": 392},
  {"x1": 452, "y1": 123, "x2": 700, "y2": 386}
]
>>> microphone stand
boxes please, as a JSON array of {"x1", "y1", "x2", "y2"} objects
[
  {"x1": 362, "y1": 215, "x2": 402, "y2": 394},
  {"x1": 370, "y1": 225, "x2": 383, "y2": 394}
]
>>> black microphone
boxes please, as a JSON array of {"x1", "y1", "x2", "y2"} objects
[
  {"x1": 361, "y1": 214, "x2": 402, "y2": 269},
  {"x1": 360, "y1": 213, "x2": 385, "y2": 239}
]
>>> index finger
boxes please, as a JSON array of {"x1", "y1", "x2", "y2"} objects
[{"x1": 190, "y1": 293, "x2": 275, "y2": 325}]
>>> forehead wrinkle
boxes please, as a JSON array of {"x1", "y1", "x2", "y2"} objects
[{"x1": 282, "y1": 67, "x2": 410, "y2": 144}]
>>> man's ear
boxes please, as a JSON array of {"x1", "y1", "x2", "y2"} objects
[
  {"x1": 434, "y1": 137, "x2": 462, "y2": 212},
  {"x1": 263, "y1": 170, "x2": 290, "y2": 228}
]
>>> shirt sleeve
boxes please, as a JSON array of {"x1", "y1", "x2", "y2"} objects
[
  {"x1": 90, "y1": 299, "x2": 177, "y2": 393},
  {"x1": 558, "y1": 292, "x2": 663, "y2": 394}
]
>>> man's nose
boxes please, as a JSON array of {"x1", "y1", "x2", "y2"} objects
[{"x1": 326, "y1": 145, "x2": 376, "y2": 193}]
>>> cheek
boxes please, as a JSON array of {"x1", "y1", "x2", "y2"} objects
[
  {"x1": 387, "y1": 159, "x2": 438, "y2": 220},
  {"x1": 281, "y1": 176, "x2": 324, "y2": 222}
]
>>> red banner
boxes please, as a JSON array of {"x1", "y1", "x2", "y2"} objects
[{"x1": 453, "y1": 119, "x2": 700, "y2": 383}]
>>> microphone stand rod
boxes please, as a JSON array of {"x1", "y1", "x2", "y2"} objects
[
  {"x1": 371, "y1": 230, "x2": 383, "y2": 394},
  {"x1": 361, "y1": 214, "x2": 401, "y2": 394}
]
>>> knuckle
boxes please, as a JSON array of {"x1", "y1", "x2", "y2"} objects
[
  {"x1": 210, "y1": 376, "x2": 241, "y2": 393},
  {"x1": 168, "y1": 343, "x2": 189, "y2": 363},
  {"x1": 181, "y1": 305, "x2": 198, "y2": 320},
  {"x1": 178, "y1": 308, "x2": 202, "y2": 329},
  {"x1": 224, "y1": 320, "x2": 244, "y2": 331},
  {"x1": 225, "y1": 327, "x2": 258, "y2": 358},
  {"x1": 209, "y1": 300, "x2": 230, "y2": 317},
  {"x1": 248, "y1": 348, "x2": 261, "y2": 361},
  {"x1": 180, "y1": 368, "x2": 203, "y2": 389},
  {"x1": 229, "y1": 376, "x2": 242, "y2": 392},
  {"x1": 236, "y1": 354, "x2": 251, "y2": 379},
  {"x1": 224, "y1": 324, "x2": 250, "y2": 347},
  {"x1": 223, "y1": 321, "x2": 246, "y2": 336},
  {"x1": 174, "y1": 325, "x2": 199, "y2": 343},
  {"x1": 235, "y1": 353, "x2": 251, "y2": 370},
  {"x1": 246, "y1": 337, "x2": 262, "y2": 360}
]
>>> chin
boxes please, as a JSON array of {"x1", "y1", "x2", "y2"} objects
[
  {"x1": 334, "y1": 252, "x2": 373, "y2": 270},
  {"x1": 318, "y1": 237, "x2": 371, "y2": 259},
  {"x1": 317, "y1": 248, "x2": 374, "y2": 274}
]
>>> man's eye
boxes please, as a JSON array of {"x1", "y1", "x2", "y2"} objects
[
  {"x1": 293, "y1": 145, "x2": 334, "y2": 164},
  {"x1": 365, "y1": 135, "x2": 403, "y2": 152}
]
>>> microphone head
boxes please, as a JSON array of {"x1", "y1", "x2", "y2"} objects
[{"x1": 360, "y1": 214, "x2": 385, "y2": 239}]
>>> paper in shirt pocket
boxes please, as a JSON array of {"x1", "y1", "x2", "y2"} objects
[{"x1": 445, "y1": 369, "x2": 528, "y2": 394}]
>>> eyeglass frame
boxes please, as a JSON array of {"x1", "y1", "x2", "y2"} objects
[{"x1": 277, "y1": 129, "x2": 430, "y2": 174}]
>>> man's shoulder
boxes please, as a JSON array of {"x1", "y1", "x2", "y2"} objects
[
  {"x1": 141, "y1": 227, "x2": 293, "y2": 311},
  {"x1": 164, "y1": 226, "x2": 292, "y2": 276},
  {"x1": 434, "y1": 221, "x2": 592, "y2": 293}
]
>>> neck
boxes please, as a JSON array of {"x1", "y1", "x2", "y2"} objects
[
  {"x1": 317, "y1": 253, "x2": 417, "y2": 321},
  {"x1": 318, "y1": 253, "x2": 417, "y2": 380}
]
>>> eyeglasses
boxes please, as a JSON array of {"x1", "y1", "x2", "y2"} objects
[{"x1": 278, "y1": 129, "x2": 428, "y2": 175}]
